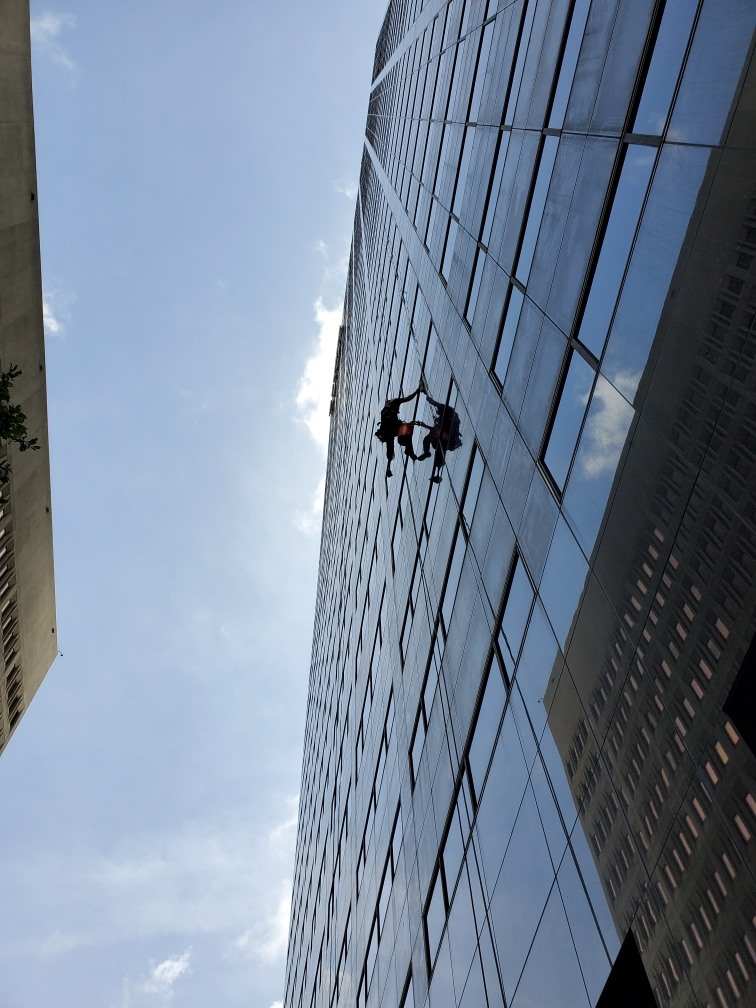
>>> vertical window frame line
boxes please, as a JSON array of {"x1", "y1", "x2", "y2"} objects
[
  {"x1": 452, "y1": 123, "x2": 476, "y2": 220},
  {"x1": 458, "y1": 628, "x2": 511, "y2": 812},
  {"x1": 502, "y1": 0, "x2": 537, "y2": 126},
  {"x1": 478, "y1": 124, "x2": 511, "y2": 249},
  {"x1": 460, "y1": 439, "x2": 486, "y2": 535},
  {"x1": 408, "y1": 612, "x2": 450, "y2": 794},
  {"x1": 409, "y1": 696, "x2": 427, "y2": 792},
  {"x1": 408, "y1": 597, "x2": 443, "y2": 792},
  {"x1": 498, "y1": 547, "x2": 536, "y2": 674},
  {"x1": 626, "y1": 0, "x2": 705, "y2": 142},
  {"x1": 543, "y1": 0, "x2": 586, "y2": 128},
  {"x1": 439, "y1": 516, "x2": 467, "y2": 632},
  {"x1": 440, "y1": 213, "x2": 459, "y2": 282},
  {"x1": 489, "y1": 277, "x2": 526, "y2": 390},
  {"x1": 463, "y1": 245, "x2": 487, "y2": 327},
  {"x1": 399, "y1": 969, "x2": 414, "y2": 1008},
  {"x1": 512, "y1": 131, "x2": 560, "y2": 287},
  {"x1": 422, "y1": 858, "x2": 450, "y2": 977},
  {"x1": 570, "y1": 138, "x2": 660, "y2": 363},
  {"x1": 465, "y1": 17, "x2": 496, "y2": 125},
  {"x1": 422, "y1": 731, "x2": 490, "y2": 983},
  {"x1": 538, "y1": 341, "x2": 599, "y2": 498},
  {"x1": 438, "y1": 774, "x2": 471, "y2": 910}
]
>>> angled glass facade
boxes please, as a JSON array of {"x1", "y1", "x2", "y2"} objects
[{"x1": 284, "y1": 2, "x2": 756, "y2": 1007}]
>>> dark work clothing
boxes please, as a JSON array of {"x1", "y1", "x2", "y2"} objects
[
  {"x1": 375, "y1": 390, "x2": 423, "y2": 476},
  {"x1": 420, "y1": 395, "x2": 462, "y2": 480},
  {"x1": 397, "y1": 422, "x2": 418, "y2": 459},
  {"x1": 426, "y1": 395, "x2": 462, "y2": 451}
]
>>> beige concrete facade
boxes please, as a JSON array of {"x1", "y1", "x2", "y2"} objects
[{"x1": 0, "y1": 0, "x2": 57, "y2": 753}]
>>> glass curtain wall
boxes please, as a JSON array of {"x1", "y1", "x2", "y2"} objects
[{"x1": 284, "y1": 3, "x2": 756, "y2": 1008}]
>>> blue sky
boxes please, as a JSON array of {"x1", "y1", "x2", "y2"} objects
[{"x1": 0, "y1": 3, "x2": 386, "y2": 1006}]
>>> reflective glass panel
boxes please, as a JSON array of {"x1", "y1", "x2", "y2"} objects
[
  {"x1": 515, "y1": 135, "x2": 559, "y2": 284},
  {"x1": 426, "y1": 869, "x2": 447, "y2": 966},
  {"x1": 443, "y1": 798, "x2": 466, "y2": 897},
  {"x1": 480, "y1": 132, "x2": 510, "y2": 246},
  {"x1": 474, "y1": 709, "x2": 528, "y2": 898},
  {"x1": 446, "y1": 872, "x2": 479, "y2": 1002},
  {"x1": 632, "y1": 0, "x2": 698, "y2": 135},
  {"x1": 429, "y1": 933, "x2": 456, "y2": 1008},
  {"x1": 468, "y1": 664, "x2": 507, "y2": 799},
  {"x1": 458, "y1": 950, "x2": 487, "y2": 1008},
  {"x1": 465, "y1": 249, "x2": 486, "y2": 324},
  {"x1": 555, "y1": 844, "x2": 612, "y2": 1004},
  {"x1": 668, "y1": 0, "x2": 756, "y2": 145},
  {"x1": 453, "y1": 127, "x2": 475, "y2": 218},
  {"x1": 488, "y1": 786, "x2": 554, "y2": 999},
  {"x1": 469, "y1": 23, "x2": 495, "y2": 123},
  {"x1": 543, "y1": 350, "x2": 595, "y2": 491},
  {"x1": 602, "y1": 144, "x2": 711, "y2": 396},
  {"x1": 539, "y1": 516, "x2": 589, "y2": 650},
  {"x1": 548, "y1": 0, "x2": 591, "y2": 128},
  {"x1": 511, "y1": 882, "x2": 591, "y2": 1007},
  {"x1": 513, "y1": 601, "x2": 560, "y2": 742},
  {"x1": 504, "y1": 0, "x2": 536, "y2": 124},
  {"x1": 578, "y1": 146, "x2": 656, "y2": 358},
  {"x1": 465, "y1": 442, "x2": 486, "y2": 513},
  {"x1": 500, "y1": 554, "x2": 534, "y2": 666},
  {"x1": 564, "y1": 374, "x2": 635, "y2": 556},
  {"x1": 492, "y1": 285, "x2": 523, "y2": 385},
  {"x1": 442, "y1": 218, "x2": 459, "y2": 281}
]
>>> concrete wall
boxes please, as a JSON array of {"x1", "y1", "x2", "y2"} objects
[{"x1": 0, "y1": 0, "x2": 57, "y2": 749}]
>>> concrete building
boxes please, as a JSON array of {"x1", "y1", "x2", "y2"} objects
[
  {"x1": 284, "y1": 1, "x2": 755, "y2": 1006},
  {"x1": 0, "y1": 1, "x2": 57, "y2": 753}
]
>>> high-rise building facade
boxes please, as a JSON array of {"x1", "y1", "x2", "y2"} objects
[
  {"x1": 284, "y1": 2, "x2": 756, "y2": 1007},
  {"x1": 0, "y1": 2, "x2": 58, "y2": 754}
]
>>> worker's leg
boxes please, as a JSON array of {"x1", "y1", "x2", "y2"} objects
[
  {"x1": 417, "y1": 429, "x2": 433, "y2": 461},
  {"x1": 398, "y1": 433, "x2": 417, "y2": 461},
  {"x1": 386, "y1": 439, "x2": 395, "y2": 477}
]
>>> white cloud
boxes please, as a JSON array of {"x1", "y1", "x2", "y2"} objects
[
  {"x1": 269, "y1": 1002, "x2": 284, "y2": 1008},
  {"x1": 42, "y1": 297, "x2": 63, "y2": 336},
  {"x1": 4, "y1": 805, "x2": 301, "y2": 962},
  {"x1": 312, "y1": 236, "x2": 350, "y2": 294},
  {"x1": 293, "y1": 474, "x2": 325, "y2": 536},
  {"x1": 31, "y1": 12, "x2": 77, "y2": 73},
  {"x1": 41, "y1": 284, "x2": 73, "y2": 338},
  {"x1": 579, "y1": 373, "x2": 637, "y2": 478},
  {"x1": 233, "y1": 881, "x2": 292, "y2": 965},
  {"x1": 295, "y1": 299, "x2": 341, "y2": 454},
  {"x1": 139, "y1": 948, "x2": 192, "y2": 997},
  {"x1": 333, "y1": 180, "x2": 358, "y2": 201},
  {"x1": 268, "y1": 796, "x2": 298, "y2": 848},
  {"x1": 38, "y1": 929, "x2": 91, "y2": 954},
  {"x1": 118, "y1": 949, "x2": 192, "y2": 1008}
]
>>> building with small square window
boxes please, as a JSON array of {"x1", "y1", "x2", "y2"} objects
[
  {"x1": 0, "y1": 1, "x2": 58, "y2": 755},
  {"x1": 283, "y1": 2, "x2": 756, "y2": 1007}
]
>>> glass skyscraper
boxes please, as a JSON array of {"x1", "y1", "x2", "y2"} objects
[{"x1": 284, "y1": 2, "x2": 756, "y2": 1006}]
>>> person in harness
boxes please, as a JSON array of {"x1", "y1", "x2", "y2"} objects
[
  {"x1": 375, "y1": 380, "x2": 427, "y2": 478},
  {"x1": 416, "y1": 391, "x2": 463, "y2": 483}
]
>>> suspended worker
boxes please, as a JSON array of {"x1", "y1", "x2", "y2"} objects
[
  {"x1": 375, "y1": 380, "x2": 427, "y2": 478},
  {"x1": 417, "y1": 391, "x2": 463, "y2": 483}
]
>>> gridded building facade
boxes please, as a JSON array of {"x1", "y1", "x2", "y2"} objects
[
  {"x1": 0, "y1": 1, "x2": 57, "y2": 754},
  {"x1": 284, "y1": 2, "x2": 756, "y2": 1007}
]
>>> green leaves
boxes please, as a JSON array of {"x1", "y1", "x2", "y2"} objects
[{"x1": 0, "y1": 365, "x2": 41, "y2": 487}]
